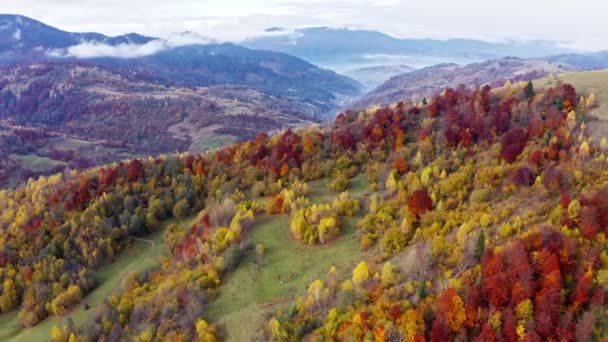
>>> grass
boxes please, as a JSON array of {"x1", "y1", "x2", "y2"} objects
[
  {"x1": 0, "y1": 217, "x2": 193, "y2": 342},
  {"x1": 536, "y1": 69, "x2": 608, "y2": 119},
  {"x1": 206, "y1": 215, "x2": 364, "y2": 341},
  {"x1": 41, "y1": 137, "x2": 95, "y2": 153},
  {"x1": 535, "y1": 69, "x2": 608, "y2": 141},
  {"x1": 308, "y1": 173, "x2": 370, "y2": 203},
  {"x1": 9, "y1": 154, "x2": 68, "y2": 173},
  {"x1": 207, "y1": 175, "x2": 369, "y2": 341},
  {"x1": 190, "y1": 135, "x2": 237, "y2": 153}
]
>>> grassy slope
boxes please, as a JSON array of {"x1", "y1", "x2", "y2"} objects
[
  {"x1": 9, "y1": 154, "x2": 67, "y2": 173},
  {"x1": 0, "y1": 217, "x2": 193, "y2": 342},
  {"x1": 535, "y1": 69, "x2": 608, "y2": 140},
  {"x1": 207, "y1": 174, "x2": 370, "y2": 341}
]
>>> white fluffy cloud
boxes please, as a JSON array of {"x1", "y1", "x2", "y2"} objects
[
  {"x1": 2, "y1": 0, "x2": 607, "y2": 51},
  {"x1": 47, "y1": 32, "x2": 213, "y2": 59}
]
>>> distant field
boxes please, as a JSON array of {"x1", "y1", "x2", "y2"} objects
[
  {"x1": 535, "y1": 69, "x2": 608, "y2": 141},
  {"x1": 0, "y1": 217, "x2": 192, "y2": 342},
  {"x1": 9, "y1": 154, "x2": 67, "y2": 173},
  {"x1": 535, "y1": 69, "x2": 608, "y2": 119},
  {"x1": 190, "y1": 135, "x2": 237, "y2": 153}
]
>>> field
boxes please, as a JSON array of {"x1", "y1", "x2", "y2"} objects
[
  {"x1": 9, "y1": 154, "x2": 67, "y2": 173},
  {"x1": 0, "y1": 217, "x2": 192, "y2": 342},
  {"x1": 207, "y1": 215, "x2": 364, "y2": 341},
  {"x1": 206, "y1": 174, "x2": 370, "y2": 341},
  {"x1": 535, "y1": 69, "x2": 608, "y2": 141},
  {"x1": 189, "y1": 135, "x2": 238, "y2": 153}
]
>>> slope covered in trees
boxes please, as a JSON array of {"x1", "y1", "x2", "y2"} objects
[
  {"x1": 0, "y1": 62, "x2": 329, "y2": 188},
  {"x1": 0, "y1": 75, "x2": 606, "y2": 341}
]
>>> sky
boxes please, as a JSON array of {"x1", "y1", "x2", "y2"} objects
[{"x1": 1, "y1": 0, "x2": 606, "y2": 51}]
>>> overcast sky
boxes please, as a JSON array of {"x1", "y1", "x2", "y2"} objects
[{"x1": 1, "y1": 0, "x2": 605, "y2": 51}]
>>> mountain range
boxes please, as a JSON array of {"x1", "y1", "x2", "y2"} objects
[
  {"x1": 0, "y1": 15, "x2": 363, "y2": 119},
  {"x1": 244, "y1": 27, "x2": 575, "y2": 72}
]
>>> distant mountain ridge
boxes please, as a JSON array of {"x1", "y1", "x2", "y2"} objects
[
  {"x1": 548, "y1": 51, "x2": 608, "y2": 70},
  {"x1": 352, "y1": 57, "x2": 577, "y2": 109},
  {"x1": 244, "y1": 27, "x2": 575, "y2": 72}
]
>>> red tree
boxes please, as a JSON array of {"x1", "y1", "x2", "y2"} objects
[{"x1": 408, "y1": 189, "x2": 433, "y2": 218}]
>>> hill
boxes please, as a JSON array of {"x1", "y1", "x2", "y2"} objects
[
  {"x1": 244, "y1": 27, "x2": 573, "y2": 72},
  {"x1": 0, "y1": 62, "x2": 323, "y2": 188},
  {"x1": 548, "y1": 51, "x2": 608, "y2": 70},
  {"x1": 352, "y1": 57, "x2": 576, "y2": 109},
  {"x1": 345, "y1": 64, "x2": 416, "y2": 89},
  {"x1": 85, "y1": 43, "x2": 363, "y2": 115},
  {"x1": 533, "y1": 69, "x2": 608, "y2": 141},
  {"x1": 1, "y1": 72, "x2": 607, "y2": 341}
]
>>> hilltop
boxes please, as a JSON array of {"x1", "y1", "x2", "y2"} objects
[{"x1": 352, "y1": 57, "x2": 576, "y2": 109}]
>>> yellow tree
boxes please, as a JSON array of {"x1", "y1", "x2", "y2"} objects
[{"x1": 352, "y1": 261, "x2": 370, "y2": 286}]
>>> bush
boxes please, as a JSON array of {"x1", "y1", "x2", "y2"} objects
[
  {"x1": 360, "y1": 234, "x2": 376, "y2": 251},
  {"x1": 290, "y1": 204, "x2": 341, "y2": 245},
  {"x1": 381, "y1": 228, "x2": 408, "y2": 255},
  {"x1": 172, "y1": 199, "x2": 190, "y2": 219},
  {"x1": 329, "y1": 173, "x2": 349, "y2": 193}
]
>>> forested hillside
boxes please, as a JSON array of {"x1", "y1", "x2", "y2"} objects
[
  {"x1": 1, "y1": 74, "x2": 607, "y2": 341},
  {"x1": 0, "y1": 63, "x2": 327, "y2": 188}
]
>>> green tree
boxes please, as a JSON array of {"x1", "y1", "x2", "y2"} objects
[
  {"x1": 524, "y1": 81, "x2": 535, "y2": 99},
  {"x1": 474, "y1": 230, "x2": 485, "y2": 261}
]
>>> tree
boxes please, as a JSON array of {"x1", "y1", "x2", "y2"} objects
[
  {"x1": 524, "y1": 81, "x2": 535, "y2": 99},
  {"x1": 172, "y1": 199, "x2": 190, "y2": 219},
  {"x1": 394, "y1": 158, "x2": 409, "y2": 174},
  {"x1": 127, "y1": 159, "x2": 144, "y2": 182},
  {"x1": 380, "y1": 261, "x2": 397, "y2": 286},
  {"x1": 474, "y1": 230, "x2": 485, "y2": 261},
  {"x1": 0, "y1": 279, "x2": 18, "y2": 312},
  {"x1": 195, "y1": 319, "x2": 217, "y2": 342},
  {"x1": 408, "y1": 189, "x2": 433, "y2": 218},
  {"x1": 381, "y1": 227, "x2": 407, "y2": 255},
  {"x1": 352, "y1": 261, "x2": 370, "y2": 286}
]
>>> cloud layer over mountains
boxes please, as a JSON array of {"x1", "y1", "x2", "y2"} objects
[{"x1": 47, "y1": 32, "x2": 213, "y2": 59}]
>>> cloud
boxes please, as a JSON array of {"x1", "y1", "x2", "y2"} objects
[
  {"x1": 3, "y1": 0, "x2": 608, "y2": 52},
  {"x1": 47, "y1": 32, "x2": 214, "y2": 59}
]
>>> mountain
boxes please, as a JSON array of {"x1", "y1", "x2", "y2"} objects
[
  {"x1": 0, "y1": 15, "x2": 364, "y2": 118},
  {"x1": 0, "y1": 62, "x2": 323, "y2": 187},
  {"x1": 548, "y1": 51, "x2": 608, "y2": 70},
  {"x1": 345, "y1": 64, "x2": 416, "y2": 89},
  {"x1": 244, "y1": 27, "x2": 573, "y2": 72},
  {"x1": 352, "y1": 57, "x2": 577, "y2": 109},
  {"x1": 84, "y1": 43, "x2": 363, "y2": 116}
]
